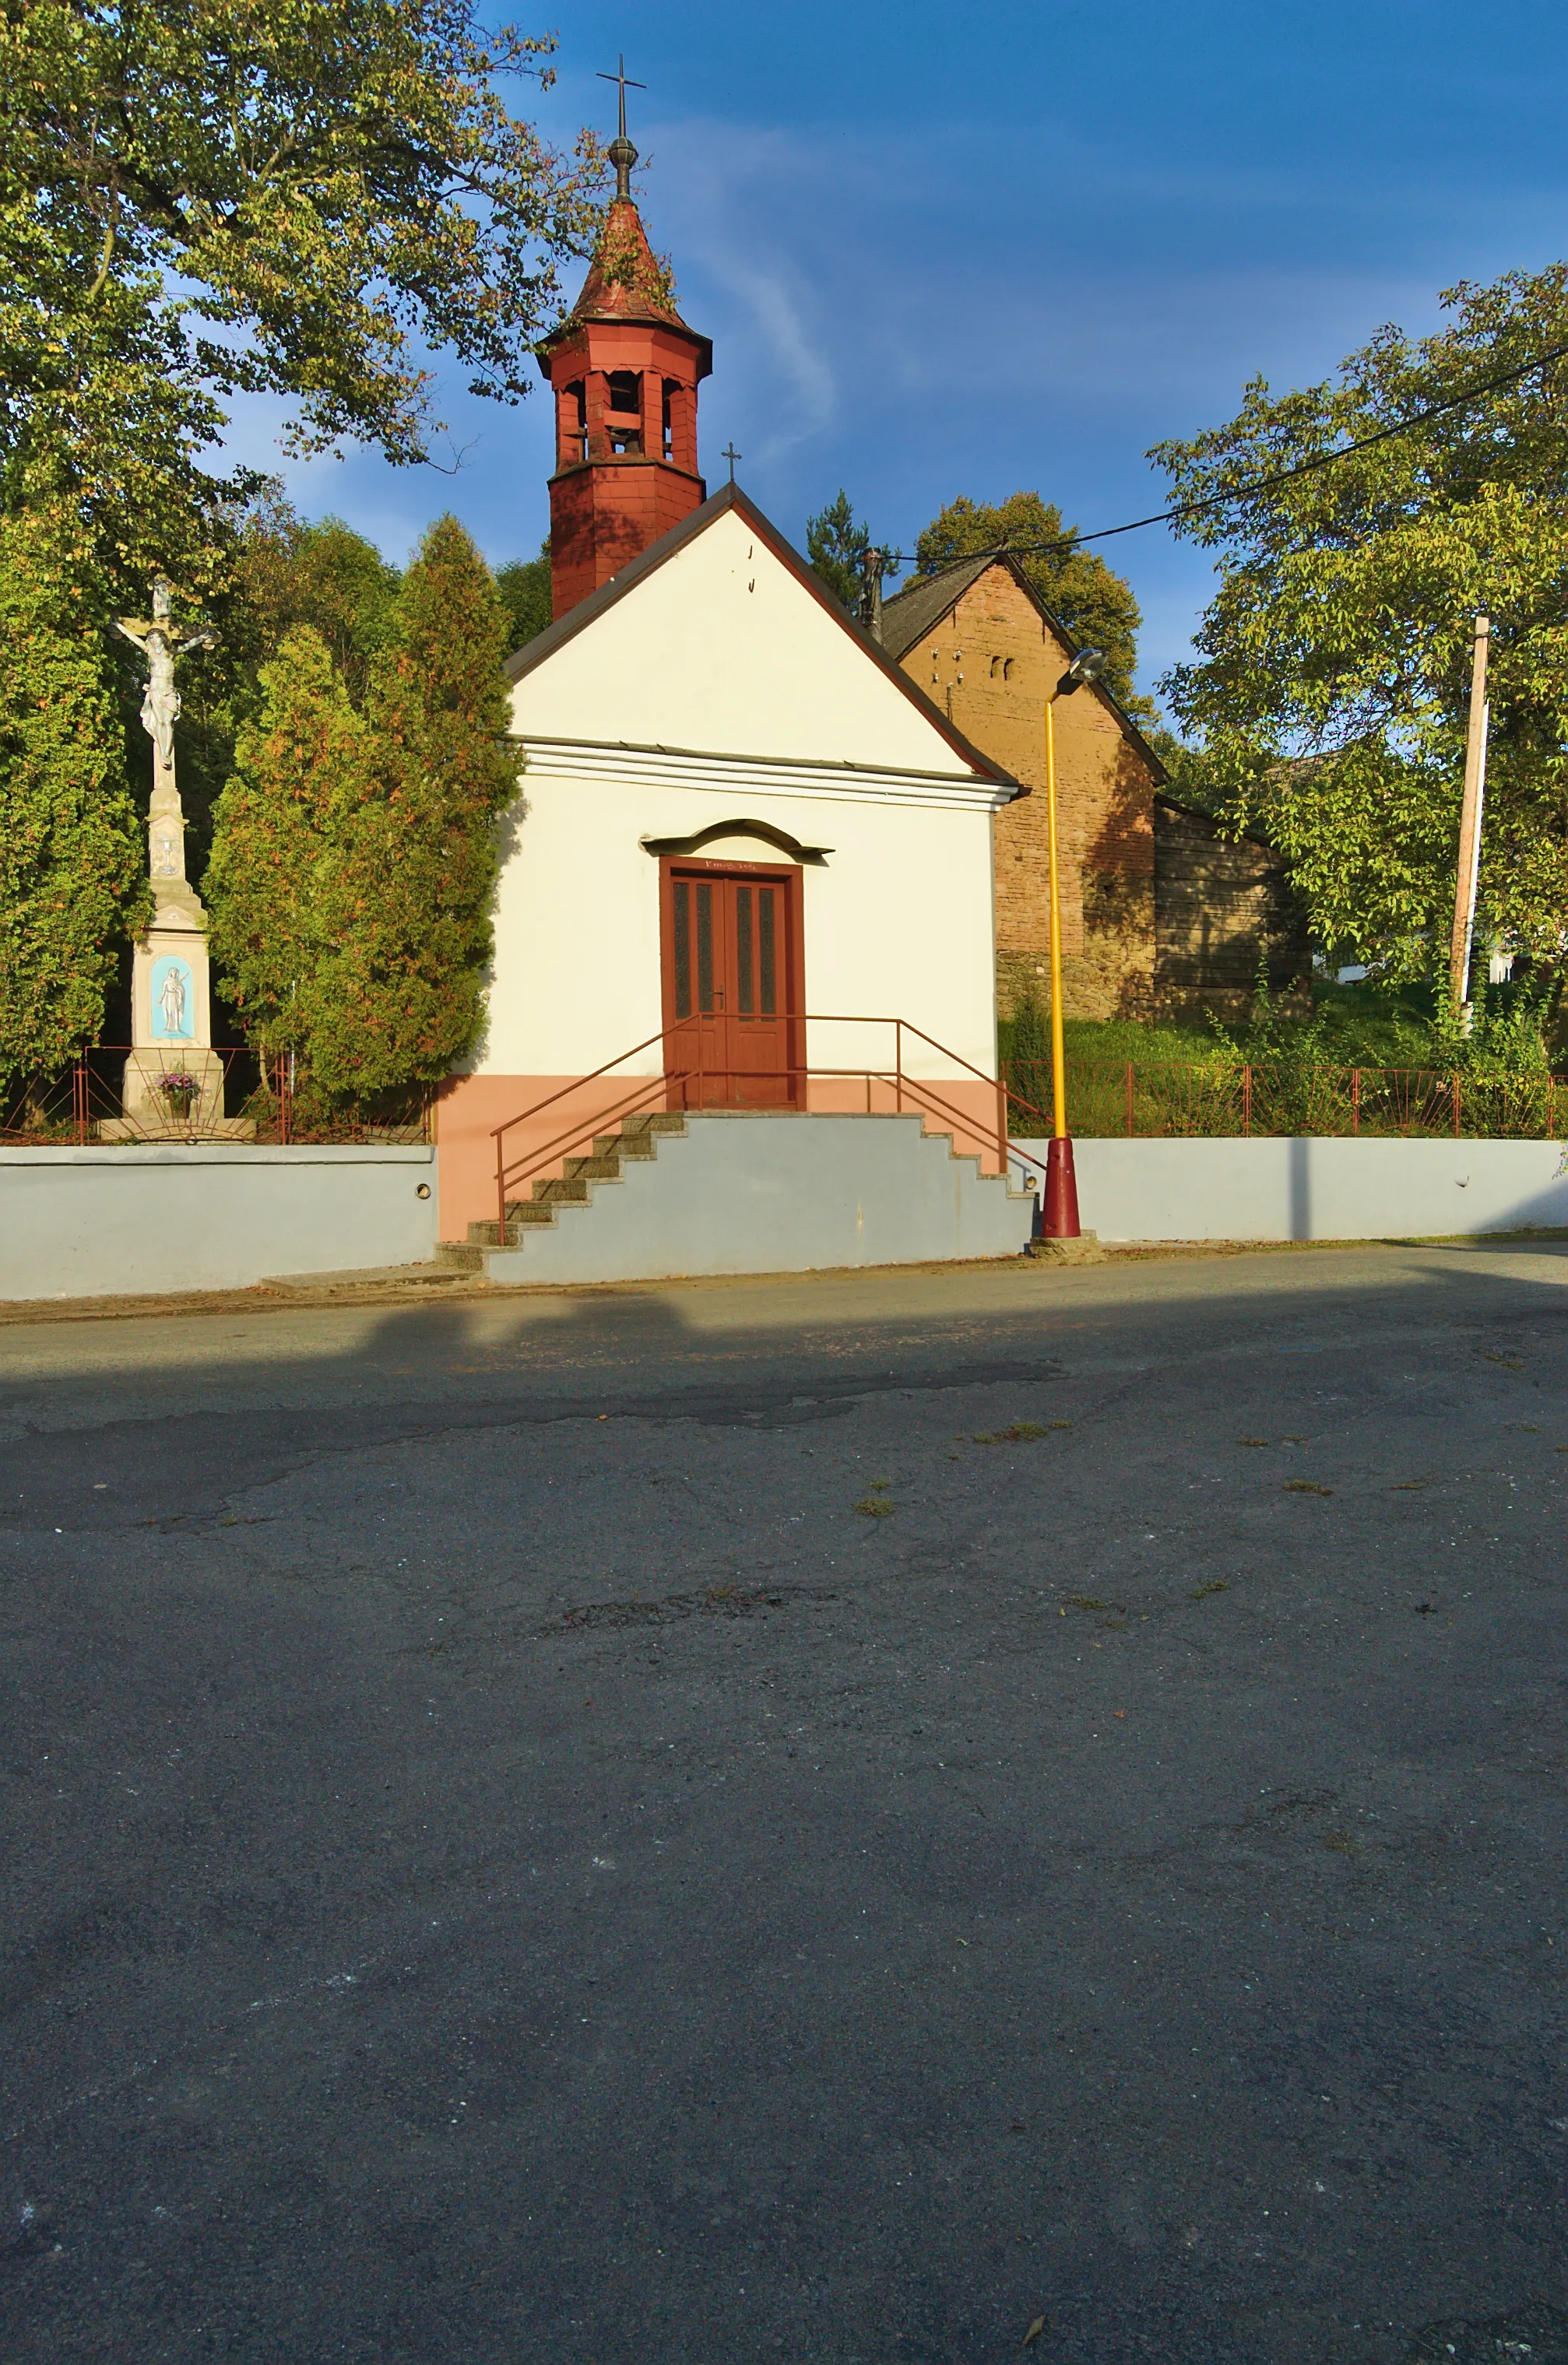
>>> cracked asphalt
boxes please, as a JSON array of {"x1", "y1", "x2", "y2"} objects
[{"x1": 2, "y1": 1241, "x2": 1567, "y2": 2364}]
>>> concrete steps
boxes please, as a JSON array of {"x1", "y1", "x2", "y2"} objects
[
  {"x1": 461, "y1": 1113, "x2": 694, "y2": 1249},
  {"x1": 473, "y1": 1109, "x2": 1035, "y2": 1285}
]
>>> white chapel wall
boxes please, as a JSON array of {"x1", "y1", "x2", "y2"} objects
[{"x1": 473, "y1": 764, "x2": 1000, "y2": 1082}]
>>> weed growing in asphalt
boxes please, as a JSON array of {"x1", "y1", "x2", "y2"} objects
[{"x1": 971, "y1": 1421, "x2": 1071, "y2": 1444}]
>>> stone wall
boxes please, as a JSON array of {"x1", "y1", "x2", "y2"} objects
[{"x1": 1153, "y1": 796, "x2": 1311, "y2": 1019}]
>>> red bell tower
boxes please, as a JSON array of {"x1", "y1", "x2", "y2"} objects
[{"x1": 538, "y1": 79, "x2": 711, "y2": 620}]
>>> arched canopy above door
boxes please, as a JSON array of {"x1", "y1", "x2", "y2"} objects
[{"x1": 640, "y1": 817, "x2": 831, "y2": 865}]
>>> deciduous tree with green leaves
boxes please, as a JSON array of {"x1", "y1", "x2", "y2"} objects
[
  {"x1": 2, "y1": 0, "x2": 599, "y2": 1067},
  {"x1": 0, "y1": 508, "x2": 149, "y2": 1096},
  {"x1": 234, "y1": 501, "x2": 403, "y2": 707},
  {"x1": 1152, "y1": 265, "x2": 1568, "y2": 990},
  {"x1": 912, "y1": 491, "x2": 1147, "y2": 712},
  {"x1": 2, "y1": 0, "x2": 603, "y2": 584}
]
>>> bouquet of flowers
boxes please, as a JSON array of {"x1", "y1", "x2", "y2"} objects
[{"x1": 158, "y1": 1070, "x2": 202, "y2": 1119}]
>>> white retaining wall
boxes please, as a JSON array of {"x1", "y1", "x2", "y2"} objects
[
  {"x1": 6, "y1": 1130, "x2": 1563, "y2": 1305},
  {"x1": 1011, "y1": 1134, "x2": 1568, "y2": 1242},
  {"x1": 0, "y1": 1144, "x2": 438, "y2": 1300}
]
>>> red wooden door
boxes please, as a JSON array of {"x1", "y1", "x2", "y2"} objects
[{"x1": 663, "y1": 865, "x2": 800, "y2": 1106}]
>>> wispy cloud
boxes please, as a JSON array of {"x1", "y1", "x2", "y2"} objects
[
  {"x1": 641, "y1": 121, "x2": 840, "y2": 459},
  {"x1": 205, "y1": 9, "x2": 1568, "y2": 697}
]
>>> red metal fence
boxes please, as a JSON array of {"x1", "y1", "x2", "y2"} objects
[
  {"x1": 0, "y1": 1049, "x2": 432, "y2": 1147},
  {"x1": 9, "y1": 1045, "x2": 1559, "y2": 1152},
  {"x1": 1004, "y1": 1060, "x2": 1567, "y2": 1142}
]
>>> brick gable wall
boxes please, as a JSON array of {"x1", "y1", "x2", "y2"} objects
[{"x1": 895, "y1": 569, "x2": 1156, "y2": 1021}]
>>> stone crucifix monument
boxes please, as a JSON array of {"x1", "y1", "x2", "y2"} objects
[{"x1": 104, "y1": 578, "x2": 250, "y2": 1139}]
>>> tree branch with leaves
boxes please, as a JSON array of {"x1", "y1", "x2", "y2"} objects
[{"x1": 1151, "y1": 265, "x2": 1568, "y2": 987}]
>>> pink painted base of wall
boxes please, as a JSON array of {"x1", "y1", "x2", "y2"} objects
[{"x1": 435, "y1": 1072, "x2": 1007, "y2": 1242}]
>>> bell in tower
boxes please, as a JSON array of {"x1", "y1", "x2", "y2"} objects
[{"x1": 537, "y1": 61, "x2": 712, "y2": 619}]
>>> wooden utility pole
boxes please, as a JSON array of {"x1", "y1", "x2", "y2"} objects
[
  {"x1": 1448, "y1": 611, "x2": 1490, "y2": 1010},
  {"x1": 861, "y1": 546, "x2": 885, "y2": 644}
]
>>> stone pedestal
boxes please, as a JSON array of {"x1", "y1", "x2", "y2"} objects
[
  {"x1": 1026, "y1": 1230, "x2": 1105, "y2": 1263},
  {"x1": 101, "y1": 892, "x2": 255, "y2": 1142},
  {"x1": 104, "y1": 1045, "x2": 251, "y2": 1141}
]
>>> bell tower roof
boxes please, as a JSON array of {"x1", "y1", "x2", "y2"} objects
[
  {"x1": 542, "y1": 196, "x2": 708, "y2": 359},
  {"x1": 540, "y1": 54, "x2": 708, "y2": 364},
  {"x1": 536, "y1": 63, "x2": 712, "y2": 622}
]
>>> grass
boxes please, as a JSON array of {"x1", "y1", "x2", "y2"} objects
[
  {"x1": 1004, "y1": 974, "x2": 1565, "y2": 1075},
  {"x1": 1000, "y1": 1015, "x2": 1224, "y2": 1067},
  {"x1": 1063, "y1": 1017, "x2": 1228, "y2": 1064}
]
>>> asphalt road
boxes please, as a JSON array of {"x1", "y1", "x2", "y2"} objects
[{"x1": 2, "y1": 1242, "x2": 1567, "y2": 2365}]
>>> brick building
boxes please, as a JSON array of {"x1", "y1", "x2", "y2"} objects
[{"x1": 881, "y1": 555, "x2": 1307, "y2": 1022}]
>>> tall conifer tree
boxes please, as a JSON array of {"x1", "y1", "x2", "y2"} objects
[
  {"x1": 209, "y1": 518, "x2": 522, "y2": 1102},
  {"x1": 304, "y1": 518, "x2": 524, "y2": 1098},
  {"x1": 806, "y1": 491, "x2": 873, "y2": 611},
  {"x1": 0, "y1": 510, "x2": 147, "y2": 1095},
  {"x1": 206, "y1": 627, "x2": 368, "y2": 1067}
]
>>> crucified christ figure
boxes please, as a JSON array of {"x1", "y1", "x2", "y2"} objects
[{"x1": 112, "y1": 578, "x2": 218, "y2": 887}]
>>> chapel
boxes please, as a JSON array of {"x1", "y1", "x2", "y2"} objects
[
  {"x1": 434, "y1": 133, "x2": 1022, "y2": 1238},
  {"x1": 433, "y1": 118, "x2": 1306, "y2": 1243}
]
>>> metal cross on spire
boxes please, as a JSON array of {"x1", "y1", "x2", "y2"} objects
[
  {"x1": 722, "y1": 444, "x2": 741, "y2": 483},
  {"x1": 596, "y1": 54, "x2": 646, "y2": 200}
]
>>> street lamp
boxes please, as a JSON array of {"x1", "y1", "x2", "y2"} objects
[{"x1": 1040, "y1": 646, "x2": 1107, "y2": 1238}]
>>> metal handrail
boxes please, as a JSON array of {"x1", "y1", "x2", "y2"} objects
[{"x1": 490, "y1": 1014, "x2": 1056, "y2": 1239}]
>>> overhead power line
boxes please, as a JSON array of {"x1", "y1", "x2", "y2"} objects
[{"x1": 880, "y1": 336, "x2": 1568, "y2": 572}]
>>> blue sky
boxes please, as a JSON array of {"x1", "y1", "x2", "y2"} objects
[{"x1": 220, "y1": 0, "x2": 1568, "y2": 710}]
